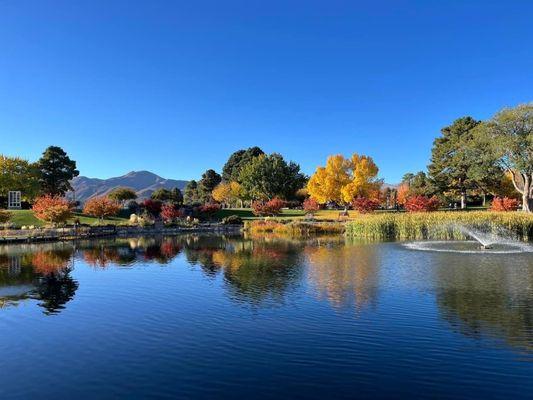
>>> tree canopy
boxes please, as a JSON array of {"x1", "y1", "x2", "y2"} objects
[
  {"x1": 183, "y1": 180, "x2": 200, "y2": 205},
  {"x1": 151, "y1": 187, "x2": 183, "y2": 205},
  {"x1": 108, "y1": 187, "x2": 137, "y2": 203},
  {"x1": 198, "y1": 169, "x2": 222, "y2": 203},
  {"x1": 238, "y1": 153, "x2": 306, "y2": 200},
  {"x1": 222, "y1": 147, "x2": 264, "y2": 183},
  {"x1": 37, "y1": 146, "x2": 79, "y2": 196},
  {"x1": 0, "y1": 155, "x2": 40, "y2": 198},
  {"x1": 307, "y1": 154, "x2": 381, "y2": 205}
]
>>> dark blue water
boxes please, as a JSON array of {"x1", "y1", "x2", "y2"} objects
[{"x1": 0, "y1": 235, "x2": 532, "y2": 399}]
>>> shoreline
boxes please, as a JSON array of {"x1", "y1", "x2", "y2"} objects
[{"x1": 0, "y1": 224, "x2": 243, "y2": 245}]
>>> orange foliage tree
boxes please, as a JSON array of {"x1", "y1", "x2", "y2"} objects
[
  {"x1": 396, "y1": 183, "x2": 410, "y2": 206},
  {"x1": 32, "y1": 195, "x2": 72, "y2": 225},
  {"x1": 490, "y1": 197, "x2": 519, "y2": 211},
  {"x1": 83, "y1": 196, "x2": 120, "y2": 222},
  {"x1": 404, "y1": 195, "x2": 440, "y2": 212}
]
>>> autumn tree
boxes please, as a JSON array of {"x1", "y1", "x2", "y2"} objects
[
  {"x1": 108, "y1": 187, "x2": 137, "y2": 206},
  {"x1": 239, "y1": 153, "x2": 306, "y2": 201},
  {"x1": 477, "y1": 103, "x2": 533, "y2": 212},
  {"x1": 0, "y1": 155, "x2": 40, "y2": 199},
  {"x1": 160, "y1": 203, "x2": 184, "y2": 222},
  {"x1": 37, "y1": 146, "x2": 79, "y2": 196},
  {"x1": 83, "y1": 196, "x2": 121, "y2": 222},
  {"x1": 222, "y1": 147, "x2": 264, "y2": 182},
  {"x1": 0, "y1": 209, "x2": 12, "y2": 224},
  {"x1": 307, "y1": 154, "x2": 381, "y2": 207},
  {"x1": 32, "y1": 195, "x2": 72, "y2": 225}
]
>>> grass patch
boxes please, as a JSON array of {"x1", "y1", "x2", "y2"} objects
[
  {"x1": 6, "y1": 210, "x2": 130, "y2": 228},
  {"x1": 345, "y1": 211, "x2": 533, "y2": 241}
]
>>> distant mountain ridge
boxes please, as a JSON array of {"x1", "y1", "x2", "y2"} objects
[{"x1": 71, "y1": 171, "x2": 188, "y2": 203}]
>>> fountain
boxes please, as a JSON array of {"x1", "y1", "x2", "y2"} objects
[{"x1": 404, "y1": 223, "x2": 533, "y2": 254}]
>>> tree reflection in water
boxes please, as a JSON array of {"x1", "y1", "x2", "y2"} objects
[
  {"x1": 0, "y1": 246, "x2": 78, "y2": 315},
  {"x1": 305, "y1": 237, "x2": 380, "y2": 312},
  {"x1": 435, "y1": 255, "x2": 533, "y2": 352}
]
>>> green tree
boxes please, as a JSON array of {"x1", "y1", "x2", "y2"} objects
[
  {"x1": 183, "y1": 180, "x2": 200, "y2": 205},
  {"x1": 0, "y1": 155, "x2": 40, "y2": 199},
  {"x1": 222, "y1": 147, "x2": 264, "y2": 182},
  {"x1": 37, "y1": 146, "x2": 79, "y2": 196},
  {"x1": 151, "y1": 187, "x2": 183, "y2": 205},
  {"x1": 198, "y1": 169, "x2": 222, "y2": 203},
  {"x1": 108, "y1": 187, "x2": 137, "y2": 206},
  {"x1": 477, "y1": 103, "x2": 533, "y2": 212},
  {"x1": 239, "y1": 153, "x2": 307, "y2": 200},
  {"x1": 428, "y1": 117, "x2": 481, "y2": 209}
]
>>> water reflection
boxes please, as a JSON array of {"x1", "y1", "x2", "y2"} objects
[
  {"x1": 434, "y1": 255, "x2": 533, "y2": 352},
  {"x1": 305, "y1": 238, "x2": 380, "y2": 312},
  {"x1": 0, "y1": 235, "x2": 532, "y2": 355},
  {"x1": 0, "y1": 244, "x2": 78, "y2": 314}
]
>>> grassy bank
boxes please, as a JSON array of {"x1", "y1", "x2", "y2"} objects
[
  {"x1": 345, "y1": 211, "x2": 533, "y2": 241},
  {"x1": 6, "y1": 210, "x2": 129, "y2": 228}
]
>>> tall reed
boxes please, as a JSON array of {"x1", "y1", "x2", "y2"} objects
[
  {"x1": 345, "y1": 211, "x2": 533, "y2": 241},
  {"x1": 244, "y1": 220, "x2": 345, "y2": 235}
]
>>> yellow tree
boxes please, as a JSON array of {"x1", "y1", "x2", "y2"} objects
[
  {"x1": 308, "y1": 153, "x2": 381, "y2": 205},
  {"x1": 212, "y1": 183, "x2": 232, "y2": 206},
  {"x1": 307, "y1": 155, "x2": 351, "y2": 204}
]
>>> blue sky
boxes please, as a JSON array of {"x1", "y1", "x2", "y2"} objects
[{"x1": 1, "y1": 0, "x2": 532, "y2": 183}]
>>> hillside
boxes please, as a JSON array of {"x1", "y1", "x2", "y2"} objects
[{"x1": 71, "y1": 171, "x2": 188, "y2": 203}]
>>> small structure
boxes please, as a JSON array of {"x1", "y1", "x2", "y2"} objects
[{"x1": 8, "y1": 191, "x2": 21, "y2": 210}]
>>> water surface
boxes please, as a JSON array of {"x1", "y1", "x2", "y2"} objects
[{"x1": 1, "y1": 235, "x2": 532, "y2": 399}]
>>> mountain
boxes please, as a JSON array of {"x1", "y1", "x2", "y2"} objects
[{"x1": 71, "y1": 171, "x2": 188, "y2": 203}]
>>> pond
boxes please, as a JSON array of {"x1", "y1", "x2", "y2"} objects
[{"x1": 0, "y1": 234, "x2": 532, "y2": 399}]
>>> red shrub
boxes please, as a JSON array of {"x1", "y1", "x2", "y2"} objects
[
  {"x1": 352, "y1": 197, "x2": 380, "y2": 213},
  {"x1": 404, "y1": 195, "x2": 440, "y2": 212},
  {"x1": 83, "y1": 196, "x2": 121, "y2": 221},
  {"x1": 252, "y1": 197, "x2": 286, "y2": 216},
  {"x1": 32, "y1": 195, "x2": 72, "y2": 224},
  {"x1": 141, "y1": 199, "x2": 163, "y2": 216},
  {"x1": 490, "y1": 197, "x2": 519, "y2": 212},
  {"x1": 303, "y1": 198, "x2": 320, "y2": 214},
  {"x1": 199, "y1": 203, "x2": 221, "y2": 215},
  {"x1": 160, "y1": 204, "x2": 185, "y2": 222}
]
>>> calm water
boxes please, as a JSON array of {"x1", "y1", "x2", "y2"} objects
[{"x1": 1, "y1": 234, "x2": 532, "y2": 399}]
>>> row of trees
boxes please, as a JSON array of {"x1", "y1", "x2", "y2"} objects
[
  {"x1": 183, "y1": 147, "x2": 307, "y2": 207},
  {"x1": 425, "y1": 103, "x2": 531, "y2": 212}
]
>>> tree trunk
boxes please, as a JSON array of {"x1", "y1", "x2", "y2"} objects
[
  {"x1": 522, "y1": 175, "x2": 532, "y2": 212},
  {"x1": 460, "y1": 191, "x2": 467, "y2": 209},
  {"x1": 482, "y1": 193, "x2": 486, "y2": 207}
]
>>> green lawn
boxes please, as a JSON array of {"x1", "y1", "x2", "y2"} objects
[{"x1": 7, "y1": 210, "x2": 129, "y2": 228}]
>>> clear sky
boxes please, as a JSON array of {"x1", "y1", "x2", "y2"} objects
[{"x1": 1, "y1": 0, "x2": 532, "y2": 183}]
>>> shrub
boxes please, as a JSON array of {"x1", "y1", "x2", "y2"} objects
[
  {"x1": 303, "y1": 198, "x2": 320, "y2": 214},
  {"x1": 252, "y1": 197, "x2": 285, "y2": 216},
  {"x1": 352, "y1": 197, "x2": 380, "y2": 213},
  {"x1": 404, "y1": 195, "x2": 440, "y2": 212},
  {"x1": 0, "y1": 209, "x2": 12, "y2": 224},
  {"x1": 199, "y1": 203, "x2": 221, "y2": 220},
  {"x1": 141, "y1": 199, "x2": 163, "y2": 217},
  {"x1": 244, "y1": 220, "x2": 344, "y2": 235},
  {"x1": 221, "y1": 215, "x2": 243, "y2": 225},
  {"x1": 161, "y1": 204, "x2": 184, "y2": 222},
  {"x1": 83, "y1": 196, "x2": 121, "y2": 221},
  {"x1": 32, "y1": 195, "x2": 72, "y2": 225},
  {"x1": 490, "y1": 197, "x2": 519, "y2": 212}
]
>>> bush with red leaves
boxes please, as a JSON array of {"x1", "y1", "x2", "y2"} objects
[
  {"x1": 141, "y1": 199, "x2": 163, "y2": 217},
  {"x1": 404, "y1": 195, "x2": 440, "y2": 212},
  {"x1": 303, "y1": 198, "x2": 320, "y2": 214},
  {"x1": 160, "y1": 203, "x2": 185, "y2": 222},
  {"x1": 252, "y1": 197, "x2": 286, "y2": 216},
  {"x1": 352, "y1": 197, "x2": 380, "y2": 213},
  {"x1": 490, "y1": 197, "x2": 519, "y2": 212},
  {"x1": 32, "y1": 195, "x2": 72, "y2": 225}
]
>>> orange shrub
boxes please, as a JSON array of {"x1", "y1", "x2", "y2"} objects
[
  {"x1": 252, "y1": 197, "x2": 286, "y2": 216},
  {"x1": 83, "y1": 196, "x2": 121, "y2": 221},
  {"x1": 490, "y1": 197, "x2": 519, "y2": 211},
  {"x1": 303, "y1": 198, "x2": 320, "y2": 214},
  {"x1": 404, "y1": 195, "x2": 440, "y2": 212},
  {"x1": 32, "y1": 195, "x2": 72, "y2": 225}
]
